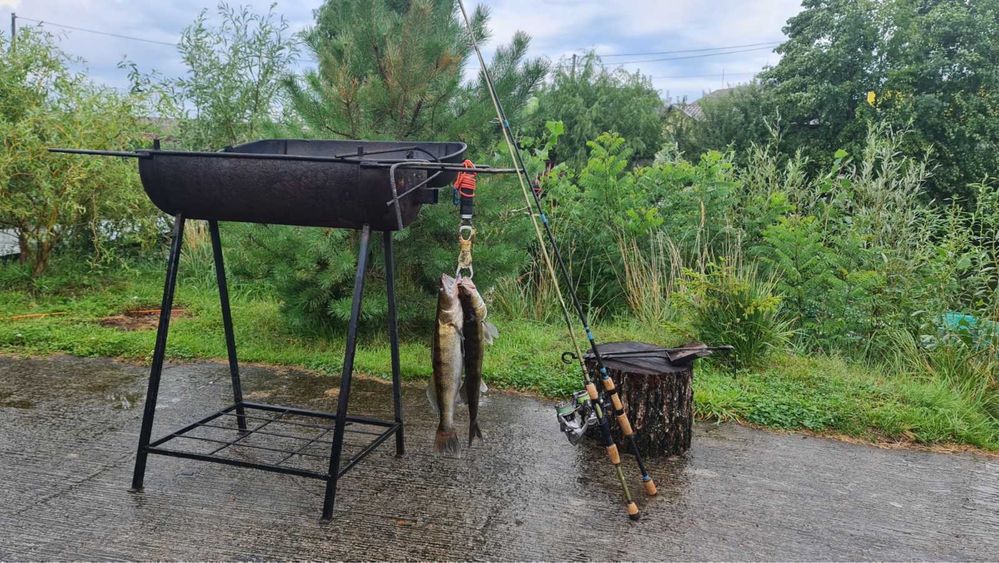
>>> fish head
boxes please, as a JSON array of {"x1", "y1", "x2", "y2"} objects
[
  {"x1": 457, "y1": 276, "x2": 488, "y2": 320},
  {"x1": 457, "y1": 276, "x2": 477, "y2": 297},
  {"x1": 440, "y1": 273, "x2": 458, "y2": 295},
  {"x1": 437, "y1": 273, "x2": 463, "y2": 323}
]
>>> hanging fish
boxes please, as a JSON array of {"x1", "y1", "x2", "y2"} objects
[
  {"x1": 458, "y1": 277, "x2": 497, "y2": 446},
  {"x1": 428, "y1": 273, "x2": 464, "y2": 455}
]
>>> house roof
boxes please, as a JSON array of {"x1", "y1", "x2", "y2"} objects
[{"x1": 669, "y1": 87, "x2": 738, "y2": 121}]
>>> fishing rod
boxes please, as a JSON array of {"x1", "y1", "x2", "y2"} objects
[{"x1": 455, "y1": 0, "x2": 656, "y2": 518}]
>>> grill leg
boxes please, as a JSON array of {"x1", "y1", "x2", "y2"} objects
[
  {"x1": 322, "y1": 224, "x2": 371, "y2": 520},
  {"x1": 131, "y1": 214, "x2": 186, "y2": 492},
  {"x1": 209, "y1": 220, "x2": 246, "y2": 431},
  {"x1": 384, "y1": 230, "x2": 405, "y2": 456}
]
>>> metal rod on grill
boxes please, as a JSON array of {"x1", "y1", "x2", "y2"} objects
[
  {"x1": 49, "y1": 147, "x2": 517, "y2": 173},
  {"x1": 48, "y1": 148, "x2": 146, "y2": 158}
]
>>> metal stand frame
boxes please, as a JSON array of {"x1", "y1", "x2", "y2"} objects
[{"x1": 130, "y1": 215, "x2": 404, "y2": 520}]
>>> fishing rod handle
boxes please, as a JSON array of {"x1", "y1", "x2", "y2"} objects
[
  {"x1": 600, "y1": 376, "x2": 659, "y2": 497},
  {"x1": 586, "y1": 382, "x2": 641, "y2": 518},
  {"x1": 606, "y1": 442, "x2": 621, "y2": 464},
  {"x1": 600, "y1": 376, "x2": 635, "y2": 435},
  {"x1": 607, "y1": 445, "x2": 640, "y2": 519}
]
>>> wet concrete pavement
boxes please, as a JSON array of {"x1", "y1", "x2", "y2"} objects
[{"x1": 0, "y1": 354, "x2": 996, "y2": 560}]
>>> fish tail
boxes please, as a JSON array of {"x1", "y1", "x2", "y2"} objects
[
  {"x1": 433, "y1": 428, "x2": 461, "y2": 456},
  {"x1": 468, "y1": 419, "x2": 483, "y2": 446}
]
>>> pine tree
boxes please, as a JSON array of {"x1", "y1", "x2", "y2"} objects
[
  {"x1": 286, "y1": 0, "x2": 546, "y2": 143},
  {"x1": 258, "y1": 0, "x2": 547, "y2": 330}
]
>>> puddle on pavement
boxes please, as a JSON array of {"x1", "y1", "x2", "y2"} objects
[
  {"x1": 245, "y1": 366, "x2": 384, "y2": 411},
  {"x1": 107, "y1": 391, "x2": 142, "y2": 410},
  {"x1": 0, "y1": 390, "x2": 34, "y2": 409},
  {"x1": 81, "y1": 370, "x2": 141, "y2": 394},
  {"x1": 0, "y1": 356, "x2": 144, "y2": 407}
]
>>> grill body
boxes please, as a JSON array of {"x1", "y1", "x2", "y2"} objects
[{"x1": 136, "y1": 139, "x2": 466, "y2": 230}]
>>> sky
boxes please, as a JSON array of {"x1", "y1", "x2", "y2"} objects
[{"x1": 0, "y1": 0, "x2": 803, "y2": 102}]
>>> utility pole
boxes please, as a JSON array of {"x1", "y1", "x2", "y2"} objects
[
  {"x1": 571, "y1": 53, "x2": 577, "y2": 79},
  {"x1": 10, "y1": 12, "x2": 15, "y2": 52}
]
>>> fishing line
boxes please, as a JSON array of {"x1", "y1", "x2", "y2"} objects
[
  {"x1": 456, "y1": 0, "x2": 656, "y2": 517},
  {"x1": 455, "y1": 4, "x2": 585, "y2": 375}
]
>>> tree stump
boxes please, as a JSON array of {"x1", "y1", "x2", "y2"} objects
[{"x1": 584, "y1": 341, "x2": 696, "y2": 458}]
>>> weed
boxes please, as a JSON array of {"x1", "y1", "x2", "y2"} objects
[{"x1": 675, "y1": 257, "x2": 792, "y2": 369}]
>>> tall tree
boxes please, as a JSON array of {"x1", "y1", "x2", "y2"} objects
[
  {"x1": 760, "y1": 0, "x2": 880, "y2": 160},
  {"x1": 449, "y1": 30, "x2": 549, "y2": 150},
  {"x1": 760, "y1": 0, "x2": 999, "y2": 201},
  {"x1": 128, "y1": 2, "x2": 299, "y2": 150},
  {"x1": 287, "y1": 0, "x2": 476, "y2": 140},
  {"x1": 286, "y1": 0, "x2": 546, "y2": 142},
  {"x1": 235, "y1": 0, "x2": 545, "y2": 330},
  {"x1": 525, "y1": 53, "x2": 666, "y2": 165},
  {"x1": 879, "y1": 0, "x2": 999, "y2": 199},
  {"x1": 0, "y1": 29, "x2": 158, "y2": 275}
]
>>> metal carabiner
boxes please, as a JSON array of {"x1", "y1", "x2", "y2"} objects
[{"x1": 456, "y1": 223, "x2": 475, "y2": 279}]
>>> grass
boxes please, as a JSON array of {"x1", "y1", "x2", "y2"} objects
[
  {"x1": 696, "y1": 356, "x2": 998, "y2": 450},
  {"x1": 2, "y1": 258, "x2": 997, "y2": 451}
]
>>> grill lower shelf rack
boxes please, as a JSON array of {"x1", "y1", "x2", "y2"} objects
[{"x1": 145, "y1": 402, "x2": 400, "y2": 481}]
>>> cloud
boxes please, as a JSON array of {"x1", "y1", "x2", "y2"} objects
[
  {"x1": 3, "y1": 0, "x2": 317, "y2": 92},
  {"x1": 479, "y1": 0, "x2": 798, "y2": 51},
  {"x1": 4, "y1": 0, "x2": 801, "y2": 101},
  {"x1": 476, "y1": 0, "x2": 800, "y2": 100}
]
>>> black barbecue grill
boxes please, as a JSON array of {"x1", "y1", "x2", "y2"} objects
[{"x1": 49, "y1": 138, "x2": 498, "y2": 520}]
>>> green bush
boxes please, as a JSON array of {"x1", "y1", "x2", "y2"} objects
[
  {"x1": 675, "y1": 258, "x2": 792, "y2": 370},
  {"x1": 0, "y1": 28, "x2": 161, "y2": 276},
  {"x1": 511, "y1": 126, "x2": 999, "y2": 370},
  {"x1": 541, "y1": 133, "x2": 743, "y2": 316},
  {"x1": 755, "y1": 215, "x2": 849, "y2": 348}
]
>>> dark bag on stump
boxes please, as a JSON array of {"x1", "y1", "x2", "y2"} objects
[{"x1": 584, "y1": 341, "x2": 715, "y2": 458}]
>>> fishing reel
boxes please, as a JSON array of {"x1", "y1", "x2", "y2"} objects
[{"x1": 556, "y1": 390, "x2": 597, "y2": 445}]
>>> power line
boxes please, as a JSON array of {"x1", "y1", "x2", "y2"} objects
[
  {"x1": 16, "y1": 16, "x2": 177, "y2": 47},
  {"x1": 12, "y1": 15, "x2": 773, "y2": 74},
  {"x1": 650, "y1": 71, "x2": 758, "y2": 79},
  {"x1": 610, "y1": 44, "x2": 778, "y2": 65},
  {"x1": 593, "y1": 41, "x2": 780, "y2": 58}
]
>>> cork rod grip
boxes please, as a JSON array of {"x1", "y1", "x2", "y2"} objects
[
  {"x1": 606, "y1": 443, "x2": 621, "y2": 465},
  {"x1": 617, "y1": 414, "x2": 634, "y2": 436},
  {"x1": 627, "y1": 501, "x2": 640, "y2": 520},
  {"x1": 610, "y1": 393, "x2": 623, "y2": 410},
  {"x1": 644, "y1": 479, "x2": 658, "y2": 496}
]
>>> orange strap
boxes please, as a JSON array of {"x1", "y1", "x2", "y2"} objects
[{"x1": 454, "y1": 159, "x2": 477, "y2": 198}]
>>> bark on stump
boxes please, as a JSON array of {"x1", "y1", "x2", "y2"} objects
[{"x1": 584, "y1": 341, "x2": 695, "y2": 458}]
